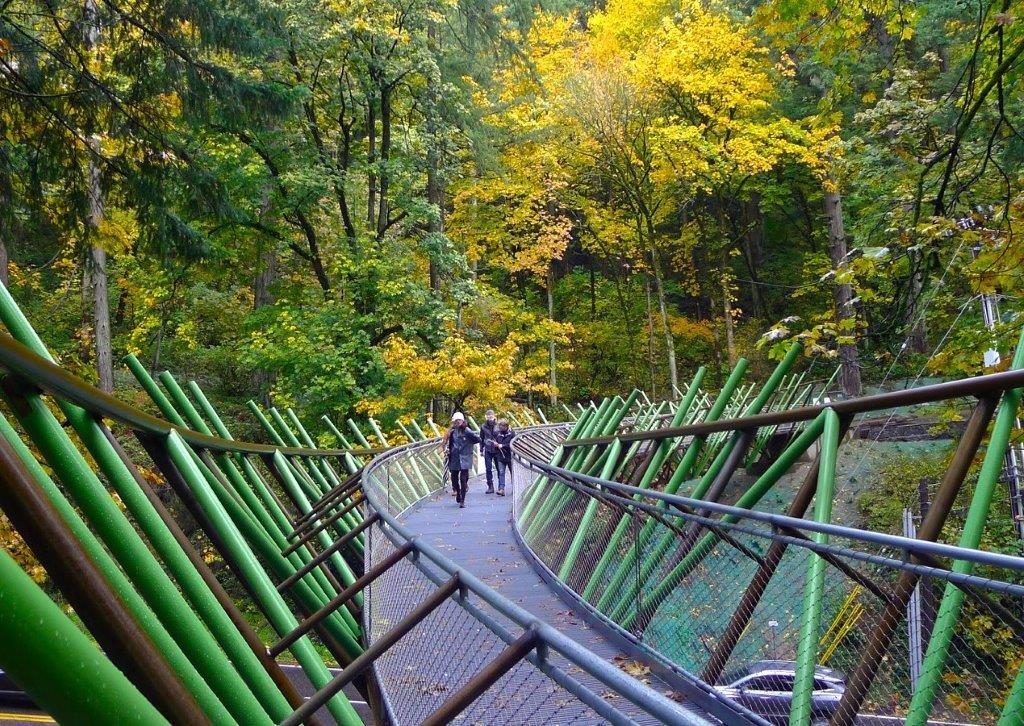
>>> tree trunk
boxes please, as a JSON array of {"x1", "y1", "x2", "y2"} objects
[
  {"x1": 548, "y1": 266, "x2": 557, "y2": 406},
  {"x1": 84, "y1": 0, "x2": 113, "y2": 393},
  {"x1": 0, "y1": 239, "x2": 8, "y2": 289},
  {"x1": 645, "y1": 275, "x2": 657, "y2": 399},
  {"x1": 824, "y1": 183, "x2": 863, "y2": 398},
  {"x1": 252, "y1": 246, "x2": 276, "y2": 405},
  {"x1": 648, "y1": 242, "x2": 678, "y2": 395},
  {"x1": 906, "y1": 249, "x2": 929, "y2": 354},
  {"x1": 740, "y1": 194, "x2": 767, "y2": 319},
  {"x1": 367, "y1": 99, "x2": 376, "y2": 228},
  {"x1": 375, "y1": 87, "x2": 392, "y2": 238},
  {"x1": 426, "y1": 160, "x2": 442, "y2": 292},
  {"x1": 717, "y1": 242, "x2": 737, "y2": 368},
  {"x1": 0, "y1": 165, "x2": 10, "y2": 288}
]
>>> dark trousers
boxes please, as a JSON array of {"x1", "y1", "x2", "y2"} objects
[
  {"x1": 484, "y1": 450, "x2": 499, "y2": 489},
  {"x1": 452, "y1": 469, "x2": 470, "y2": 503},
  {"x1": 496, "y1": 458, "x2": 512, "y2": 491}
]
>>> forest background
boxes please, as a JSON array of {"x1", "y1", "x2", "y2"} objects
[{"x1": 2, "y1": 0, "x2": 1023, "y2": 435}]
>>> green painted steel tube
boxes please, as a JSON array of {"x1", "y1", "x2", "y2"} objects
[
  {"x1": 998, "y1": 664, "x2": 1024, "y2": 726},
  {"x1": 618, "y1": 412, "x2": 828, "y2": 630},
  {"x1": 270, "y1": 451, "x2": 364, "y2": 610},
  {"x1": 189, "y1": 384, "x2": 296, "y2": 534},
  {"x1": 518, "y1": 404, "x2": 599, "y2": 525},
  {"x1": 0, "y1": 313, "x2": 282, "y2": 720},
  {"x1": 595, "y1": 362, "x2": 749, "y2": 614},
  {"x1": 187, "y1": 449, "x2": 361, "y2": 636},
  {"x1": 0, "y1": 546, "x2": 168, "y2": 726},
  {"x1": 558, "y1": 438, "x2": 623, "y2": 581},
  {"x1": 247, "y1": 401, "x2": 287, "y2": 446},
  {"x1": 347, "y1": 418, "x2": 372, "y2": 448},
  {"x1": 288, "y1": 410, "x2": 363, "y2": 530},
  {"x1": 123, "y1": 354, "x2": 187, "y2": 426},
  {"x1": 524, "y1": 394, "x2": 633, "y2": 541},
  {"x1": 0, "y1": 413, "x2": 237, "y2": 724},
  {"x1": 907, "y1": 331, "x2": 1024, "y2": 725},
  {"x1": 164, "y1": 432, "x2": 362, "y2": 726},
  {"x1": 321, "y1": 417, "x2": 363, "y2": 474},
  {"x1": 607, "y1": 347, "x2": 801, "y2": 619},
  {"x1": 789, "y1": 408, "x2": 840, "y2": 726},
  {"x1": 581, "y1": 369, "x2": 707, "y2": 601}
]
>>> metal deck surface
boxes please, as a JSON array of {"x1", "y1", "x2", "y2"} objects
[{"x1": 398, "y1": 473, "x2": 701, "y2": 725}]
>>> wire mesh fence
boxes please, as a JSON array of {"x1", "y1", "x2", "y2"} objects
[
  {"x1": 511, "y1": 417, "x2": 1024, "y2": 726},
  {"x1": 361, "y1": 437, "x2": 711, "y2": 725}
]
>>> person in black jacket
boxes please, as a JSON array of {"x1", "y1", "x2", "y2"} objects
[
  {"x1": 492, "y1": 419, "x2": 515, "y2": 496},
  {"x1": 443, "y1": 412, "x2": 480, "y2": 508},
  {"x1": 479, "y1": 409, "x2": 499, "y2": 493}
]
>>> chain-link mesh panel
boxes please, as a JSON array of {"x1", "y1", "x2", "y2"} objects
[
  {"x1": 512, "y1": 424, "x2": 1024, "y2": 725},
  {"x1": 362, "y1": 439, "x2": 695, "y2": 725}
]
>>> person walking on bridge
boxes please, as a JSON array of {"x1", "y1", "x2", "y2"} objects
[
  {"x1": 492, "y1": 419, "x2": 515, "y2": 496},
  {"x1": 479, "y1": 409, "x2": 499, "y2": 494},
  {"x1": 444, "y1": 412, "x2": 479, "y2": 508}
]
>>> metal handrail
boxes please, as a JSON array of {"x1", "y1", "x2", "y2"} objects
[
  {"x1": 359, "y1": 437, "x2": 719, "y2": 725},
  {"x1": 0, "y1": 333, "x2": 380, "y2": 459},
  {"x1": 517, "y1": 448, "x2": 1024, "y2": 574},
  {"x1": 561, "y1": 367, "x2": 1024, "y2": 447}
]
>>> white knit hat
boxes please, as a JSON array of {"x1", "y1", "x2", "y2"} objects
[{"x1": 451, "y1": 412, "x2": 465, "y2": 422}]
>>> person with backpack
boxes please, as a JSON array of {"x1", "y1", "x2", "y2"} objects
[
  {"x1": 443, "y1": 412, "x2": 480, "y2": 508},
  {"x1": 492, "y1": 419, "x2": 515, "y2": 496},
  {"x1": 479, "y1": 409, "x2": 499, "y2": 493}
]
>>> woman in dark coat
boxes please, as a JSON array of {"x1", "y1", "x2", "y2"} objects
[
  {"x1": 492, "y1": 419, "x2": 515, "y2": 496},
  {"x1": 444, "y1": 412, "x2": 480, "y2": 508}
]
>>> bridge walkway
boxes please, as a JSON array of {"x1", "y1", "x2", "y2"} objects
[{"x1": 398, "y1": 471, "x2": 698, "y2": 725}]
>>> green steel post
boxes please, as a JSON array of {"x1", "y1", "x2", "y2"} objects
[
  {"x1": 595, "y1": 363, "x2": 748, "y2": 613},
  {"x1": 320, "y1": 417, "x2": 362, "y2": 474},
  {"x1": 189, "y1": 383, "x2": 295, "y2": 534},
  {"x1": 524, "y1": 394, "x2": 633, "y2": 540},
  {"x1": 0, "y1": 413, "x2": 237, "y2": 724},
  {"x1": 247, "y1": 401, "x2": 286, "y2": 446},
  {"x1": 557, "y1": 439, "x2": 623, "y2": 581},
  {"x1": 618, "y1": 413, "x2": 828, "y2": 630},
  {"x1": 607, "y1": 346, "x2": 801, "y2": 618},
  {"x1": 165, "y1": 433, "x2": 362, "y2": 726},
  {"x1": 581, "y1": 369, "x2": 706, "y2": 601},
  {"x1": 289, "y1": 410, "x2": 362, "y2": 531},
  {"x1": 537, "y1": 408, "x2": 549, "y2": 424},
  {"x1": 907, "y1": 332, "x2": 1024, "y2": 725},
  {"x1": 998, "y1": 665, "x2": 1024, "y2": 726},
  {"x1": 0, "y1": 547, "x2": 168, "y2": 726},
  {"x1": 347, "y1": 418, "x2": 373, "y2": 448},
  {"x1": 790, "y1": 408, "x2": 840, "y2": 726},
  {"x1": 518, "y1": 405, "x2": 599, "y2": 525},
  {"x1": 123, "y1": 354, "x2": 187, "y2": 426}
]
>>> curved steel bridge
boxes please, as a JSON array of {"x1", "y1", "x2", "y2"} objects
[{"x1": 0, "y1": 280, "x2": 1022, "y2": 726}]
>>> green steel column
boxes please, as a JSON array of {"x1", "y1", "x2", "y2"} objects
[
  {"x1": 525, "y1": 392, "x2": 638, "y2": 541},
  {"x1": 790, "y1": 408, "x2": 840, "y2": 726},
  {"x1": 581, "y1": 368, "x2": 706, "y2": 601},
  {"x1": 998, "y1": 665, "x2": 1024, "y2": 726},
  {"x1": 347, "y1": 418, "x2": 373, "y2": 448},
  {"x1": 321, "y1": 417, "x2": 363, "y2": 474},
  {"x1": 618, "y1": 413, "x2": 828, "y2": 630},
  {"x1": 0, "y1": 321, "x2": 280, "y2": 720},
  {"x1": 558, "y1": 438, "x2": 623, "y2": 581},
  {"x1": 247, "y1": 401, "x2": 287, "y2": 446},
  {"x1": 595, "y1": 362, "x2": 748, "y2": 614},
  {"x1": 0, "y1": 413, "x2": 236, "y2": 724},
  {"x1": 907, "y1": 332, "x2": 1024, "y2": 725},
  {"x1": 164, "y1": 432, "x2": 363, "y2": 726},
  {"x1": 289, "y1": 410, "x2": 363, "y2": 530},
  {"x1": 189, "y1": 383, "x2": 295, "y2": 534},
  {"x1": 0, "y1": 547, "x2": 168, "y2": 726},
  {"x1": 123, "y1": 354, "x2": 187, "y2": 426},
  {"x1": 607, "y1": 345, "x2": 801, "y2": 619},
  {"x1": 518, "y1": 405, "x2": 598, "y2": 525}
]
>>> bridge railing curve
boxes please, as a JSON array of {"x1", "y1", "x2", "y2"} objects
[{"x1": 359, "y1": 435, "x2": 711, "y2": 725}]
